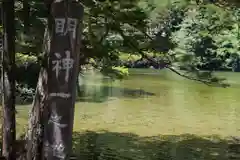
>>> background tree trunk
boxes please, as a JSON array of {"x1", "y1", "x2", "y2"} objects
[{"x1": 1, "y1": 0, "x2": 16, "y2": 160}]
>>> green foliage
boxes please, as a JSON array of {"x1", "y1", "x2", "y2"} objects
[
  {"x1": 112, "y1": 66, "x2": 129, "y2": 78},
  {"x1": 14, "y1": 0, "x2": 46, "y2": 55},
  {"x1": 99, "y1": 66, "x2": 129, "y2": 80},
  {"x1": 80, "y1": 0, "x2": 150, "y2": 59},
  {"x1": 16, "y1": 83, "x2": 35, "y2": 104},
  {"x1": 93, "y1": 59, "x2": 129, "y2": 80},
  {"x1": 16, "y1": 52, "x2": 37, "y2": 66},
  {"x1": 162, "y1": 3, "x2": 240, "y2": 86},
  {"x1": 170, "y1": 4, "x2": 239, "y2": 71},
  {"x1": 15, "y1": 53, "x2": 40, "y2": 88},
  {"x1": 214, "y1": 22, "x2": 240, "y2": 57},
  {"x1": 11, "y1": 0, "x2": 240, "y2": 88}
]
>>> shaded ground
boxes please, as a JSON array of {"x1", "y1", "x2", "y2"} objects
[{"x1": 72, "y1": 130, "x2": 240, "y2": 160}]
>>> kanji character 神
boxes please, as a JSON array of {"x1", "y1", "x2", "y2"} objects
[{"x1": 52, "y1": 50, "x2": 74, "y2": 83}]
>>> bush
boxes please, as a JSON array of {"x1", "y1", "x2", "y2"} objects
[
  {"x1": 16, "y1": 84, "x2": 35, "y2": 104},
  {"x1": 112, "y1": 66, "x2": 129, "y2": 78},
  {"x1": 15, "y1": 53, "x2": 40, "y2": 89}
]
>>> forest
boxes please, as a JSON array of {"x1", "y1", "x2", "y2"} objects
[{"x1": 0, "y1": 0, "x2": 240, "y2": 160}]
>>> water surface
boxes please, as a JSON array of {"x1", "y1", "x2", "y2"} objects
[{"x1": 71, "y1": 69, "x2": 240, "y2": 137}]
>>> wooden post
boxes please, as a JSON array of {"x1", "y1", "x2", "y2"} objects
[
  {"x1": 42, "y1": 0, "x2": 83, "y2": 159},
  {"x1": 1, "y1": 0, "x2": 16, "y2": 160}
]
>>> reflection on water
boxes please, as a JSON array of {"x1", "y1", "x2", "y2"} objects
[{"x1": 75, "y1": 69, "x2": 240, "y2": 137}]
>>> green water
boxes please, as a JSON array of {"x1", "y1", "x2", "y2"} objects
[
  {"x1": 15, "y1": 69, "x2": 240, "y2": 159},
  {"x1": 72, "y1": 69, "x2": 240, "y2": 137},
  {"x1": 16, "y1": 69, "x2": 240, "y2": 137}
]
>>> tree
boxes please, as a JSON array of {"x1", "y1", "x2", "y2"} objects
[
  {"x1": 170, "y1": 4, "x2": 233, "y2": 70},
  {"x1": 1, "y1": 0, "x2": 16, "y2": 160}
]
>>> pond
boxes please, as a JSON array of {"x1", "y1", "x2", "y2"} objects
[
  {"x1": 15, "y1": 69, "x2": 240, "y2": 159},
  {"x1": 70, "y1": 69, "x2": 240, "y2": 137}
]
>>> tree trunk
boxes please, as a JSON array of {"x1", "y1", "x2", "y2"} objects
[
  {"x1": 1, "y1": 0, "x2": 16, "y2": 160},
  {"x1": 25, "y1": 19, "x2": 50, "y2": 160},
  {"x1": 42, "y1": 1, "x2": 84, "y2": 159},
  {"x1": 26, "y1": 1, "x2": 84, "y2": 160},
  {"x1": 25, "y1": 70, "x2": 48, "y2": 160}
]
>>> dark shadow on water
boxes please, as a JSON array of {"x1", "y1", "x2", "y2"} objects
[
  {"x1": 77, "y1": 85, "x2": 156, "y2": 103},
  {"x1": 13, "y1": 86, "x2": 156, "y2": 105},
  {"x1": 72, "y1": 130, "x2": 240, "y2": 160}
]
